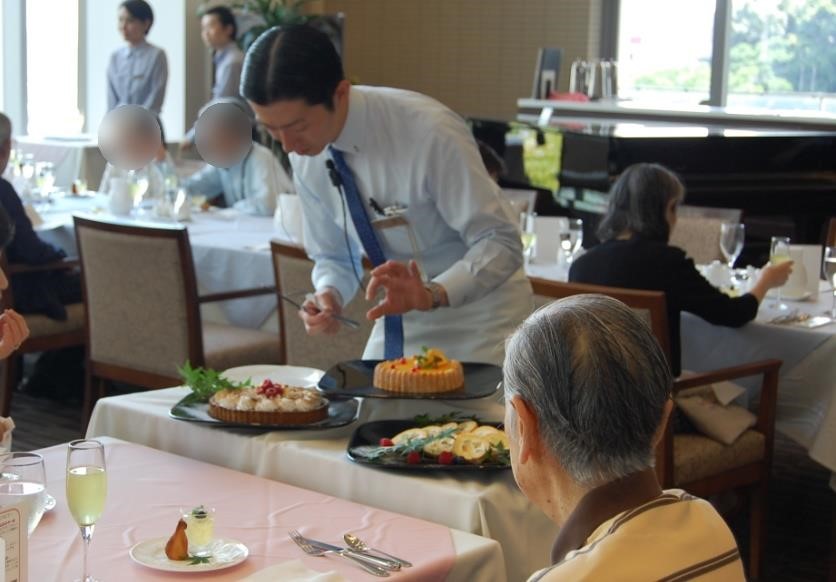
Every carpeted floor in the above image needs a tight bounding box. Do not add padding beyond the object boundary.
[8,391,835,581]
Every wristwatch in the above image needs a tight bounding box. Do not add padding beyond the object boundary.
[425,282,445,310]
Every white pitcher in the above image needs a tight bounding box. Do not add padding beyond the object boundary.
[108,177,133,216]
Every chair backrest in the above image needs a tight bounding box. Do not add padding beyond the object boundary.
[529,278,671,363]
[270,241,374,370]
[74,217,203,385]
[669,205,742,264]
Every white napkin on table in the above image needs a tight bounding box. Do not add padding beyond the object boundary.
[237,560,347,582]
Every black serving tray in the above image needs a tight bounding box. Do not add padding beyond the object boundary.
[318,360,502,400]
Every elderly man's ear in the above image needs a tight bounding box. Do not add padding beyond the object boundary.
[651,397,674,449]
[509,395,541,464]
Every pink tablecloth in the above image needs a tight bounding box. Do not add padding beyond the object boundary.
[32,438,456,581]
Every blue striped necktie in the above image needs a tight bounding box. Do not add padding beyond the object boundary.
[328,146,404,359]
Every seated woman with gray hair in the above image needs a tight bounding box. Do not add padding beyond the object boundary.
[569,162,791,376]
[504,295,745,581]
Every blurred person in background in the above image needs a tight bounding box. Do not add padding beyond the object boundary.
[107,0,168,114]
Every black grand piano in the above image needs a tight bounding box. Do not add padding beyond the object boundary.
[558,124,836,247]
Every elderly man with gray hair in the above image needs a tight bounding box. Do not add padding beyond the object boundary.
[504,295,744,581]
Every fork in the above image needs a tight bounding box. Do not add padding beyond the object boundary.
[289,530,390,577]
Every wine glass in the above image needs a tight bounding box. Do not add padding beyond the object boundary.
[824,246,836,318]
[770,236,791,311]
[0,452,47,536]
[520,212,537,264]
[559,219,583,264]
[66,439,107,582]
[129,169,150,213]
[720,223,745,270]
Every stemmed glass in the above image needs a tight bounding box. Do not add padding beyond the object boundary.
[129,169,150,214]
[824,247,836,318]
[520,212,537,264]
[66,440,107,582]
[720,223,745,270]
[559,219,583,264]
[770,236,791,311]
[0,452,47,536]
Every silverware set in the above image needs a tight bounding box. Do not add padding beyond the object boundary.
[289,529,411,577]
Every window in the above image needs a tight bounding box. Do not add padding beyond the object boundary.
[728,0,836,113]
[615,0,836,113]
[617,0,716,107]
[25,0,83,135]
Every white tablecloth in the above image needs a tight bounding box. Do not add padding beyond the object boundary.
[15,134,106,189]
[86,389,558,582]
[529,262,836,489]
[34,196,282,330]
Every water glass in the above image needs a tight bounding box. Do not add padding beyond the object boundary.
[770,236,791,310]
[824,246,836,318]
[181,505,216,557]
[0,452,47,536]
[559,219,583,264]
[720,223,745,269]
[520,212,537,264]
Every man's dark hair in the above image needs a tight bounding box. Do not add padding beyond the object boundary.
[204,5,237,40]
[120,0,154,33]
[597,162,685,243]
[241,25,344,109]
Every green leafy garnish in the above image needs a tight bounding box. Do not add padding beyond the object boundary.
[359,427,458,460]
[413,411,480,427]
[178,361,250,405]
[188,555,211,565]
[191,505,208,519]
[487,442,510,465]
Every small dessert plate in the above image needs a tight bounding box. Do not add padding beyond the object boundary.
[129,537,248,572]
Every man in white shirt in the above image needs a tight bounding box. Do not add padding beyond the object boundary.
[504,295,745,581]
[240,25,532,363]
[183,100,292,216]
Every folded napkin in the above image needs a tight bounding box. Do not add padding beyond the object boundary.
[675,382,756,445]
[237,560,347,582]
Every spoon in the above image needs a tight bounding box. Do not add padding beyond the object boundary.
[344,533,413,568]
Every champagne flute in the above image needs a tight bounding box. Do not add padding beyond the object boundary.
[720,223,745,270]
[824,246,836,318]
[520,212,537,264]
[770,236,791,311]
[0,452,47,536]
[66,440,107,582]
[129,169,150,212]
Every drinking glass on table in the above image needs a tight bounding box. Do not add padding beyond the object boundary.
[0,452,47,536]
[66,439,107,582]
[559,219,583,264]
[824,247,836,318]
[770,236,791,311]
[720,223,745,270]
[129,169,150,213]
[520,212,537,264]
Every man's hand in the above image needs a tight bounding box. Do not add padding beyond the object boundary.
[299,288,343,335]
[366,260,435,320]
[0,310,29,360]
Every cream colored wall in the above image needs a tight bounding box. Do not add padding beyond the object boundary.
[316,0,602,120]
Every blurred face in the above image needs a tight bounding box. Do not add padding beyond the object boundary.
[249,80,350,156]
[118,7,149,44]
[201,14,233,49]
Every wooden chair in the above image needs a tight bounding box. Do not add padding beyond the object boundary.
[270,241,374,370]
[670,205,743,264]
[530,277,780,580]
[0,255,86,417]
[75,217,281,426]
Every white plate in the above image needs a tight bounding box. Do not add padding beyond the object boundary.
[129,537,248,573]
[221,365,324,388]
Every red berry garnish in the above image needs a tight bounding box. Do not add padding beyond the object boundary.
[400,358,407,364]
[379,438,394,447]
[406,451,421,464]
[438,451,454,465]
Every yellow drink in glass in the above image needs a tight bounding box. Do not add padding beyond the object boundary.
[182,506,215,557]
[66,466,107,526]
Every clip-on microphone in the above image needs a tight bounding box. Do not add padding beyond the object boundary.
[325,159,343,189]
